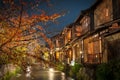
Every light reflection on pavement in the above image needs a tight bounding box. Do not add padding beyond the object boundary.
[10,64,74,80]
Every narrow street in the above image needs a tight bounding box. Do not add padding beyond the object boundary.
[10,63,74,80]
[1,0,120,80]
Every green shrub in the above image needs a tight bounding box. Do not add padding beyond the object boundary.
[76,68,89,80]
[96,63,110,80]
[2,70,19,80]
[96,60,120,80]
[1,66,21,80]
[15,66,22,73]
[76,73,86,80]
[56,63,64,72]
[109,60,120,80]
[69,63,83,79]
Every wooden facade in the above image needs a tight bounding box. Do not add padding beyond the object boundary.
[80,15,90,34]
[83,34,102,64]
[51,0,120,65]
[112,0,120,19]
[94,0,113,28]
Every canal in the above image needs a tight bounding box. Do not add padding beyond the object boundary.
[10,64,74,80]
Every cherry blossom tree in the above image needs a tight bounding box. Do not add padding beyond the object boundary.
[0,0,63,68]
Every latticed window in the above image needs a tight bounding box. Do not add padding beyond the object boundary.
[56,39,59,47]
[67,30,71,41]
[75,25,82,36]
[83,35,102,64]
[80,16,90,34]
[94,0,113,27]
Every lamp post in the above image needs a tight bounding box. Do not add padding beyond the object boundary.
[80,51,83,63]
[50,50,53,62]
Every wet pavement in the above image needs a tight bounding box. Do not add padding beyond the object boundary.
[10,64,74,80]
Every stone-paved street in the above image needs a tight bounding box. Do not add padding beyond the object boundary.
[10,64,74,80]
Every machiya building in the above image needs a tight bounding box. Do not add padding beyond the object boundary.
[50,0,120,80]
[64,0,120,65]
[51,0,120,66]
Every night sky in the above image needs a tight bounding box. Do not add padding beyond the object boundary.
[43,0,96,37]
[0,0,96,37]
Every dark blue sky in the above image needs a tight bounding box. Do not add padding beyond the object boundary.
[0,0,96,37]
[42,0,96,37]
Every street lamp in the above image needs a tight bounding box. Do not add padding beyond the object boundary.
[80,51,83,63]
[50,50,53,54]
[50,50,53,62]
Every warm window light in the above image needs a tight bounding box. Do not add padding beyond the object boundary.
[50,51,52,54]
[95,55,98,58]
[56,48,60,51]
[105,8,109,16]
[80,51,83,54]
[94,34,98,38]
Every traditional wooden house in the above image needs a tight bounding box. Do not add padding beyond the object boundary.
[69,23,83,63]
[91,0,120,62]
[61,22,83,64]
[70,0,120,65]
[62,24,73,64]
[51,34,63,62]
[73,8,96,64]
[51,0,120,66]
[66,0,120,79]
[94,0,120,61]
